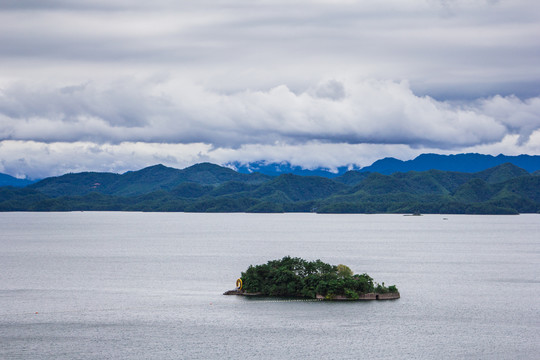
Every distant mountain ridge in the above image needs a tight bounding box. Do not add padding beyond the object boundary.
[360,153,540,174]
[0,173,38,187]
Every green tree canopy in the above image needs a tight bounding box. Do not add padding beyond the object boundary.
[240,256,398,299]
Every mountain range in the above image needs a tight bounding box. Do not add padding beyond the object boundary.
[1,155,539,214]
[4,153,540,186]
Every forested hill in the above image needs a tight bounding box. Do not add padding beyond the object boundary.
[1,161,539,214]
[26,163,271,197]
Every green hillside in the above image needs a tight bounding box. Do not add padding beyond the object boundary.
[29,163,271,197]
[2,162,539,214]
[251,174,348,202]
[28,172,120,197]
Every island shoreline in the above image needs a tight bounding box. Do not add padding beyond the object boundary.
[223,289,400,300]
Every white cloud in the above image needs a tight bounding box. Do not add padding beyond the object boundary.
[2,132,540,179]
[1,78,523,149]
[0,139,443,179]
[475,95,540,144]
[0,140,212,179]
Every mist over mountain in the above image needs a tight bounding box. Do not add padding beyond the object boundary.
[228,161,357,178]
[229,153,540,177]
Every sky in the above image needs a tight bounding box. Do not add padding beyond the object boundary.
[1,0,539,179]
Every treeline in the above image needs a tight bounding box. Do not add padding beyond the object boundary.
[240,256,398,299]
[1,162,539,214]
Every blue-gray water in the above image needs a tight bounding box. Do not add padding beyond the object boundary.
[1,212,539,359]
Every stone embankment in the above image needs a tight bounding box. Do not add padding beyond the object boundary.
[316,292,400,300]
[223,290,262,296]
[223,289,242,295]
[224,290,399,300]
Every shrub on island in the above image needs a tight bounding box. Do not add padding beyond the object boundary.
[239,256,398,299]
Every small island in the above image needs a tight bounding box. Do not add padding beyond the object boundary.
[224,256,399,300]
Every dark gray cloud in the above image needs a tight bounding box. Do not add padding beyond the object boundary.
[1,0,538,97]
[312,80,346,101]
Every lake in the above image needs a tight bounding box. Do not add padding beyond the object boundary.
[0,212,539,359]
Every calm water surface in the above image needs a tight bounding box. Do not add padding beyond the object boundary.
[0,212,539,359]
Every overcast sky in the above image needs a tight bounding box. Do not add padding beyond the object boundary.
[1,0,539,178]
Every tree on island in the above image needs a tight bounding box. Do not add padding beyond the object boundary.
[240,256,398,299]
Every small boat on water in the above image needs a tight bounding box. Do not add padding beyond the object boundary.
[404,211,422,216]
